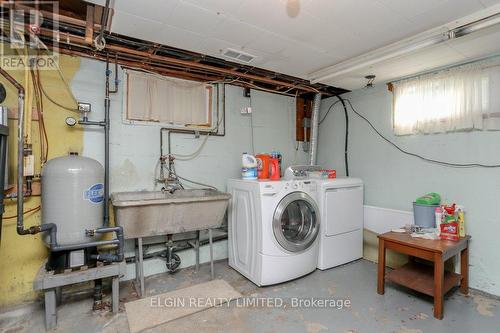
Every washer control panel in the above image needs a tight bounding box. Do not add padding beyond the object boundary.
[284,180,317,192]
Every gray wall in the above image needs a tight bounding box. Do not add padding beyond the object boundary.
[317,84,500,296]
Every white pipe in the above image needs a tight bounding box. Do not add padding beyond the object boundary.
[309,93,321,166]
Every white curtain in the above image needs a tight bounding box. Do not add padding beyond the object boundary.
[393,60,500,135]
[126,71,210,126]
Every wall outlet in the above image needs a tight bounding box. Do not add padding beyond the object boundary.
[241,106,252,114]
[77,102,91,113]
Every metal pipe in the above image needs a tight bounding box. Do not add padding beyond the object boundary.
[90,226,124,262]
[104,59,111,227]
[0,67,37,235]
[0,65,123,261]
[97,0,111,46]
[108,54,119,94]
[309,93,322,166]
[41,222,123,261]
[78,58,112,226]
[0,120,8,243]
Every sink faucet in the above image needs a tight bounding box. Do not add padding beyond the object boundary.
[162,181,183,194]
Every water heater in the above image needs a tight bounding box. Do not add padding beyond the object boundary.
[41,153,104,246]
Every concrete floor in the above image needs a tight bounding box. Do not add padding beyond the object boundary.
[1,259,499,333]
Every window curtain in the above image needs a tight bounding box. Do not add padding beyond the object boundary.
[393,59,500,135]
[127,71,209,125]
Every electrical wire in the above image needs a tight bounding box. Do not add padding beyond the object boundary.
[339,98,500,168]
[37,81,78,112]
[175,175,217,190]
[319,99,342,125]
[31,35,79,112]
[172,133,211,160]
[171,110,224,160]
[2,206,41,220]
[319,97,349,175]
[31,66,49,164]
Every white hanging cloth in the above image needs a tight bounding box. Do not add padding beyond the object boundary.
[393,59,500,135]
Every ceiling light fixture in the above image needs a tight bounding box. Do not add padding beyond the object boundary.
[309,10,500,84]
[364,75,376,88]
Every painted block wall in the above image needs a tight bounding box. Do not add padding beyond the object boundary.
[0,55,82,307]
[317,84,500,296]
[76,58,307,192]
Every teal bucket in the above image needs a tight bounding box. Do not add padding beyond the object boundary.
[413,202,439,228]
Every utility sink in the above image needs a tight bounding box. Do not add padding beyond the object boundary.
[111,189,231,239]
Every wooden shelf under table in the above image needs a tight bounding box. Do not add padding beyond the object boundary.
[386,261,462,297]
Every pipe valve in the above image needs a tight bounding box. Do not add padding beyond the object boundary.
[85,229,96,237]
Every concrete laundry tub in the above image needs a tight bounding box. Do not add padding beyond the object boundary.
[111,189,230,239]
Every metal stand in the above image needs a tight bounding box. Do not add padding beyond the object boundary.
[0,123,8,244]
[134,237,145,297]
[209,229,214,280]
[34,261,125,331]
[134,229,215,298]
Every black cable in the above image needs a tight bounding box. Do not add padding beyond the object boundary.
[319,97,350,175]
[339,97,349,176]
[319,99,341,125]
[343,98,500,168]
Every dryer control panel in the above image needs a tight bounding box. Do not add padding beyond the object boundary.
[284,165,322,180]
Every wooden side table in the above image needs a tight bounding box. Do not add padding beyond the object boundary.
[377,232,470,319]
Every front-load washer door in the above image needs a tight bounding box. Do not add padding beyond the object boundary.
[273,192,320,253]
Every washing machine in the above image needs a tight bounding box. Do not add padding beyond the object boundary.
[227,178,320,286]
[315,178,364,270]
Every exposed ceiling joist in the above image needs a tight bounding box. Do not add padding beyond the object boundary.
[0,1,348,97]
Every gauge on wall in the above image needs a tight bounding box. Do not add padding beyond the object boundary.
[65,117,77,127]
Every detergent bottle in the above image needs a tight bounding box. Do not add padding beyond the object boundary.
[256,153,271,179]
[269,158,280,180]
[241,153,258,180]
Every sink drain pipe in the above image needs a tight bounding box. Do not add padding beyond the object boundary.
[309,93,322,166]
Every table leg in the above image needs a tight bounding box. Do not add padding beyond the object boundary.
[377,238,386,295]
[138,237,145,297]
[112,276,119,313]
[45,288,57,330]
[460,246,469,295]
[434,253,444,319]
[209,229,214,280]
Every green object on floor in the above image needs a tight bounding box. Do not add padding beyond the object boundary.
[416,192,441,205]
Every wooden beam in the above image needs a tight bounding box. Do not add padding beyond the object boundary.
[84,4,94,45]
[296,97,305,142]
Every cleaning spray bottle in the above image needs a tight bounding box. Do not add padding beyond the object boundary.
[457,205,466,238]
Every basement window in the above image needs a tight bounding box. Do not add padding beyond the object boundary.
[124,70,223,132]
[392,60,500,135]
